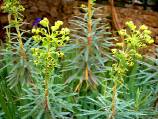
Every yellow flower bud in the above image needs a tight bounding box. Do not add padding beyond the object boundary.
[125,21,136,30]
[128,61,134,67]
[57,51,64,58]
[55,21,63,27]
[32,28,36,33]
[40,17,49,27]
[111,49,117,54]
[144,29,151,35]
[148,39,154,44]
[60,28,70,35]
[51,26,59,31]
[118,29,126,36]
[64,36,70,42]
[19,5,25,12]
[140,25,148,30]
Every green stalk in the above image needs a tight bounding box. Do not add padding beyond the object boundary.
[6,14,11,48]
[44,26,50,114]
[88,0,92,46]
[44,52,50,112]
[84,0,92,84]
[14,15,27,60]
[44,47,54,119]
[110,81,117,119]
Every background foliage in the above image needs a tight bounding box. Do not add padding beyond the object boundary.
[0,0,158,119]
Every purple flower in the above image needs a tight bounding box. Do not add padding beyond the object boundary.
[32,18,42,26]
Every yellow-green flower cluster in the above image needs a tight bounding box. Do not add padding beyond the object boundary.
[32,18,70,47]
[111,63,127,82]
[31,48,44,65]
[118,21,154,50]
[117,21,154,60]
[111,49,135,83]
[31,18,70,72]
[2,0,25,15]
[111,21,154,83]
[112,49,136,67]
[31,47,61,73]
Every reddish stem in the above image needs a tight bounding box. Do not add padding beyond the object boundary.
[88,0,92,46]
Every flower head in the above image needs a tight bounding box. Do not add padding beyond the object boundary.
[118,29,126,36]
[60,28,70,35]
[125,21,136,30]
[111,49,117,54]
[39,18,49,27]
[147,39,154,44]
[140,25,148,30]
[55,21,63,27]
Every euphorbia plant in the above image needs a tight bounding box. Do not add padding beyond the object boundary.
[32,18,70,111]
[1,0,32,89]
[19,18,76,118]
[109,21,154,119]
[0,0,33,118]
[63,0,113,93]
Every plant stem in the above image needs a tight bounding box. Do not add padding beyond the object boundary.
[6,14,11,48]
[44,47,50,112]
[84,0,93,82]
[44,67,49,111]
[14,16,27,60]
[109,81,117,119]
[85,64,89,81]
[88,0,92,46]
